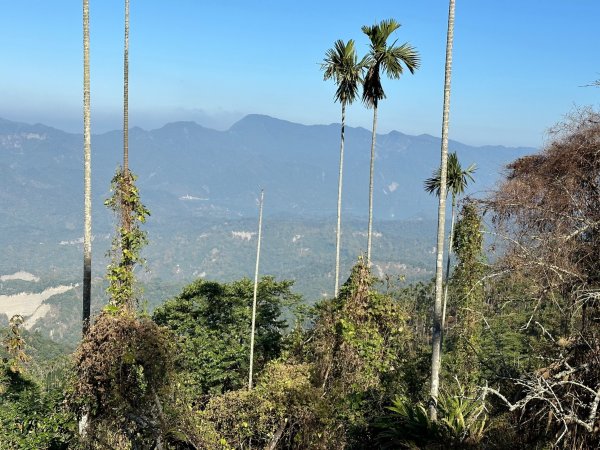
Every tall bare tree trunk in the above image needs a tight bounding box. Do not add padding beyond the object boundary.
[80,0,92,438]
[248,189,264,390]
[120,0,133,311]
[334,103,346,297]
[430,0,455,421]
[441,194,456,330]
[123,0,129,174]
[367,104,378,264]
[82,0,92,335]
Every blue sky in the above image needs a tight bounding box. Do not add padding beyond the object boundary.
[1,1,598,147]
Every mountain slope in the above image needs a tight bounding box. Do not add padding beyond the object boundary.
[0,113,534,228]
[0,114,534,325]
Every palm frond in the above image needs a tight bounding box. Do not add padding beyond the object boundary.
[424,152,477,198]
[321,39,363,105]
[424,168,443,197]
[362,63,384,107]
[361,19,419,107]
[385,43,420,76]
[363,18,401,49]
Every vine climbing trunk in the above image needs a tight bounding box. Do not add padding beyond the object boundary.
[120,0,133,310]
[334,103,346,297]
[367,103,378,265]
[430,0,455,421]
[442,194,456,330]
[248,190,264,390]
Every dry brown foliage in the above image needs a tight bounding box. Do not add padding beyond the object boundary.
[484,108,600,330]
[482,108,600,448]
[71,311,175,447]
[484,330,600,449]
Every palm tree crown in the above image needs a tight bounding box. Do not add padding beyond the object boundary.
[322,39,364,105]
[424,152,476,198]
[321,39,364,296]
[362,19,420,108]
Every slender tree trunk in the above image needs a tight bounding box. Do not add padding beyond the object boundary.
[441,194,456,330]
[367,104,378,264]
[248,189,264,390]
[334,103,346,297]
[80,0,92,438]
[123,0,129,174]
[82,0,92,334]
[266,418,288,450]
[121,0,133,311]
[430,0,455,421]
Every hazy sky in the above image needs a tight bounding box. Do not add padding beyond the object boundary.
[1,1,598,147]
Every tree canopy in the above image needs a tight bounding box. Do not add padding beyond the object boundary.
[153,277,299,396]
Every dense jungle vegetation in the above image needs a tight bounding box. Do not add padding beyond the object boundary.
[2,1,600,448]
[2,109,600,449]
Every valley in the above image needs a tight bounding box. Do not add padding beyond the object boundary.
[0,114,531,346]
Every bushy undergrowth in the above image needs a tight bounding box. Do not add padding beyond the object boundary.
[7,110,600,449]
[376,388,487,449]
[70,311,176,448]
[0,315,76,449]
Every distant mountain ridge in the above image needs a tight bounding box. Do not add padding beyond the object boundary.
[0,113,534,228]
[0,114,536,341]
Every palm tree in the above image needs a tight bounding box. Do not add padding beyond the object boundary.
[425,152,476,329]
[362,19,419,264]
[321,39,364,297]
[121,0,133,299]
[80,5,93,437]
[82,0,92,334]
[430,0,456,421]
[110,0,135,310]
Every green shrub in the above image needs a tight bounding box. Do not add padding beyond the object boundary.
[377,388,487,449]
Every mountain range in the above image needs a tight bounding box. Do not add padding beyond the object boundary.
[0,113,533,227]
[0,114,534,343]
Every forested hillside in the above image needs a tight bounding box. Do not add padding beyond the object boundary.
[1,1,599,448]
[0,114,528,346]
[3,110,600,448]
